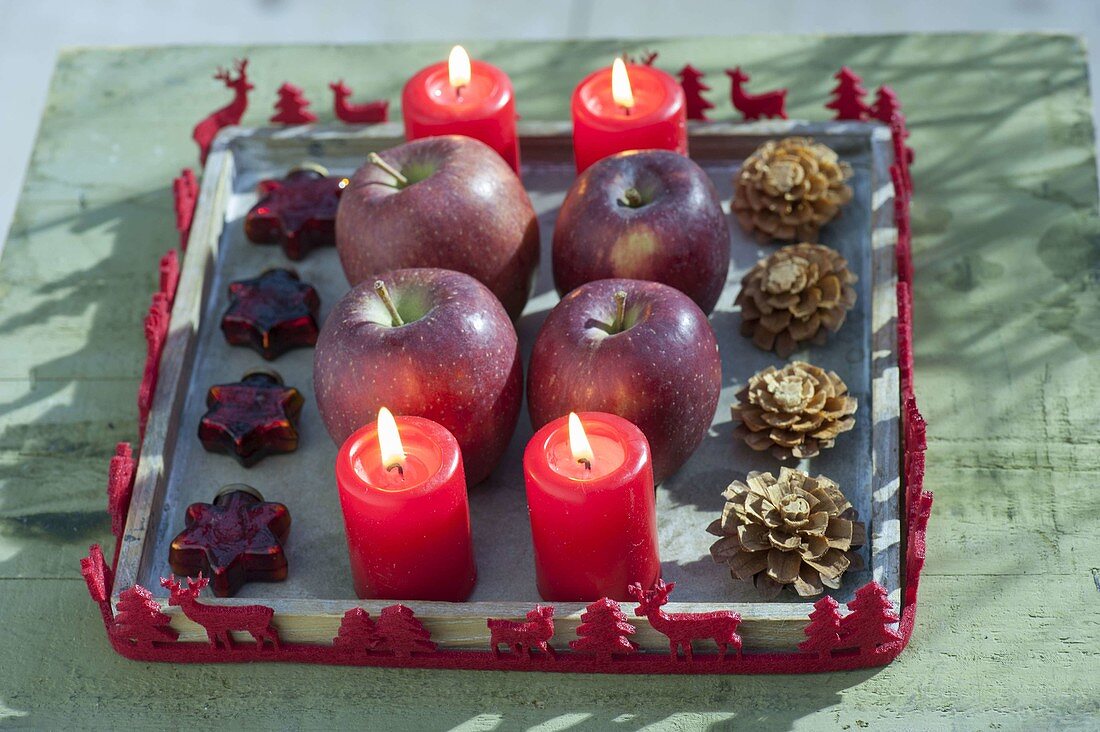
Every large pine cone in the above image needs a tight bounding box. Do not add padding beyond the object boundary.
[708,467,866,598]
[737,243,858,357]
[732,137,853,242]
[732,361,857,460]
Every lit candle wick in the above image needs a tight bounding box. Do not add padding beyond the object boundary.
[611,57,635,117]
[449,45,471,101]
[377,406,407,479]
[568,412,595,474]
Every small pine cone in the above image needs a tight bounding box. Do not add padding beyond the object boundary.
[708,467,866,599]
[732,361,857,460]
[736,243,858,357]
[732,137,853,242]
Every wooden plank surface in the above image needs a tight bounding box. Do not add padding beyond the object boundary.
[1,34,1098,729]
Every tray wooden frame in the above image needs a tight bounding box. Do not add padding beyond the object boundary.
[112,120,900,653]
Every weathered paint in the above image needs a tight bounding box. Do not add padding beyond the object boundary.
[0,35,1098,728]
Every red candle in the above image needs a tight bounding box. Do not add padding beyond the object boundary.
[571,58,688,173]
[402,45,521,172]
[523,411,660,601]
[336,407,476,601]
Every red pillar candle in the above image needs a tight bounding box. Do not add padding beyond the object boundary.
[336,408,476,601]
[523,411,661,602]
[402,45,521,172]
[571,58,688,173]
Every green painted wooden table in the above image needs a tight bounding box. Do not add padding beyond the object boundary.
[2,34,1098,730]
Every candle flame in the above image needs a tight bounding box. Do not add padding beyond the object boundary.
[568,412,594,470]
[377,407,406,473]
[611,58,635,110]
[448,45,472,90]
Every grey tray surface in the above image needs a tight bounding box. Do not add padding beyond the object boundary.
[116,121,899,637]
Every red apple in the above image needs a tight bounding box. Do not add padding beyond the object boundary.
[336,135,540,320]
[314,268,522,486]
[527,278,721,484]
[552,149,730,314]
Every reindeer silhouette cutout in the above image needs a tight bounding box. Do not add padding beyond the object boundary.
[193,59,253,164]
[726,67,787,121]
[161,575,279,650]
[487,605,556,659]
[629,579,742,660]
[329,80,389,124]
[622,50,659,66]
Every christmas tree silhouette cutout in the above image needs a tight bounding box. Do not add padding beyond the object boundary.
[678,65,714,121]
[798,595,843,657]
[174,168,199,250]
[569,598,638,659]
[838,582,902,654]
[375,605,437,657]
[825,67,871,121]
[114,585,179,646]
[333,607,382,653]
[871,85,906,130]
[271,83,318,125]
[80,544,114,628]
[106,442,135,540]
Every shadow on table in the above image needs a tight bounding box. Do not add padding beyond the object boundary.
[0,184,175,572]
[298,665,882,731]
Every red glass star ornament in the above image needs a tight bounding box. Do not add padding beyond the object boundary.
[244,165,346,260]
[220,268,320,360]
[169,485,291,597]
[198,370,304,466]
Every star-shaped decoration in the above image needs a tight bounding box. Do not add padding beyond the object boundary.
[168,485,291,597]
[220,268,320,360]
[198,370,304,467]
[244,165,346,260]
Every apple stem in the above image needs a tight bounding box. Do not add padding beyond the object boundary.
[612,290,628,333]
[367,152,409,188]
[618,187,643,208]
[374,280,405,327]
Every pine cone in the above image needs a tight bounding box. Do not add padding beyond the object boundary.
[708,467,866,598]
[737,243,858,357]
[732,137,853,242]
[732,361,857,459]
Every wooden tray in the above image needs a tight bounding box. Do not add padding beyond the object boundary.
[113,120,900,654]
